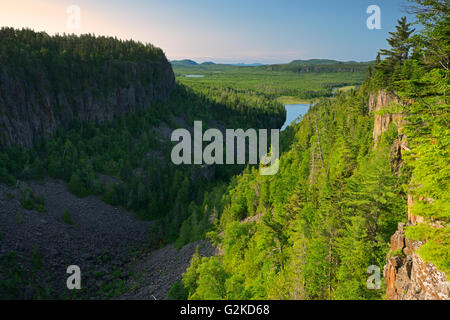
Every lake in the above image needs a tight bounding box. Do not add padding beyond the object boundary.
[281,104,311,131]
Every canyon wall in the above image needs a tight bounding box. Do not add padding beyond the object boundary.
[0,56,175,148]
[369,90,449,300]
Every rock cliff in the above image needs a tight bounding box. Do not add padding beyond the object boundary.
[384,220,449,300]
[368,90,404,146]
[369,90,449,300]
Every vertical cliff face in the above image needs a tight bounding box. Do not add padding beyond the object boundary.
[369,90,449,300]
[369,90,407,173]
[369,90,404,146]
[0,59,175,148]
[0,30,176,148]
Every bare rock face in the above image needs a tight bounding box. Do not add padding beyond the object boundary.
[370,90,407,174]
[0,58,175,148]
[369,90,404,146]
[384,223,450,300]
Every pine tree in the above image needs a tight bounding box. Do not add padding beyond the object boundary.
[183,248,200,294]
[377,17,415,74]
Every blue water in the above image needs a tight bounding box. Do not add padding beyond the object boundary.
[281,104,310,131]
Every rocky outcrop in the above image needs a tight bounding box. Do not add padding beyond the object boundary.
[369,90,409,174]
[371,90,450,300]
[383,175,450,300]
[0,57,175,148]
[384,223,450,300]
[369,90,404,146]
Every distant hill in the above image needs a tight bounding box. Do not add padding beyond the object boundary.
[171,60,265,67]
[289,59,341,65]
[263,59,374,73]
[232,62,265,67]
[288,59,370,65]
[170,59,198,66]
[200,61,216,66]
[170,58,373,74]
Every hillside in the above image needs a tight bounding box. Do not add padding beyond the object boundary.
[170,59,199,67]
[178,82,406,300]
[177,5,449,300]
[178,71,448,300]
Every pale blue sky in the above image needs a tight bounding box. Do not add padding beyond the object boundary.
[1,0,415,63]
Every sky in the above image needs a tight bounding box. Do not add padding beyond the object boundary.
[0,0,416,64]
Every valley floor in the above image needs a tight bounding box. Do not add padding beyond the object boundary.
[120,240,214,300]
[0,178,212,299]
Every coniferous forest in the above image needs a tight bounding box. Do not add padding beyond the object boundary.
[0,0,448,302]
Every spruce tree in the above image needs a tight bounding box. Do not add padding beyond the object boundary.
[377,17,415,73]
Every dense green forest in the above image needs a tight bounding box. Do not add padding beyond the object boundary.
[173,0,449,300]
[177,80,406,300]
[0,29,285,248]
[0,28,164,62]
[0,85,284,245]
[0,27,168,96]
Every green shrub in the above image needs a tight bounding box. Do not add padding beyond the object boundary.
[68,173,87,198]
[167,281,188,300]
[63,209,73,225]
[20,189,47,212]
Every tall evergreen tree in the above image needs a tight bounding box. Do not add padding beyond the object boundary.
[377,17,415,73]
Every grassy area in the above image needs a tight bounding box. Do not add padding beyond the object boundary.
[333,85,357,93]
[276,96,318,105]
